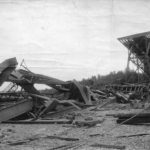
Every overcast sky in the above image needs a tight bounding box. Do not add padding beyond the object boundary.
[0,0,150,81]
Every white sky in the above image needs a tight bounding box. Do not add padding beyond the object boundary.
[0,0,150,81]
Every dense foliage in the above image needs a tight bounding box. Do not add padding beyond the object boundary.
[80,70,148,90]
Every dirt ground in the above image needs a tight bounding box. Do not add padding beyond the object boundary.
[0,103,150,150]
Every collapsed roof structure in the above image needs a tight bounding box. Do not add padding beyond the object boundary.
[0,57,96,122]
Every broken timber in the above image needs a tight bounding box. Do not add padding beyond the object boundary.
[90,143,126,150]
[0,57,95,122]
[0,100,33,122]
[0,57,18,86]
[3,119,71,124]
[7,135,79,146]
[69,80,92,105]
[39,99,82,117]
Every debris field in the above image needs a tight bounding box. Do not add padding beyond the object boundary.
[1,32,150,150]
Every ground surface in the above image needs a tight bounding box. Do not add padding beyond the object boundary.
[0,103,150,150]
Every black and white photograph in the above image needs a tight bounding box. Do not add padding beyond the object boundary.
[0,0,150,149]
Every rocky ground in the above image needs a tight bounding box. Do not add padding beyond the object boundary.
[0,103,150,150]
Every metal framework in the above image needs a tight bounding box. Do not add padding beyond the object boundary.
[118,31,150,76]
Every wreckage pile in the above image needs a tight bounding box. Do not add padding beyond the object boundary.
[105,83,149,105]
[1,57,150,149]
[0,57,110,124]
[0,57,150,125]
[2,31,150,149]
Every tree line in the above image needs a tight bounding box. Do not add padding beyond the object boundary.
[80,70,148,90]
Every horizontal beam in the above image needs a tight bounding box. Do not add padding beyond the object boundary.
[0,100,33,122]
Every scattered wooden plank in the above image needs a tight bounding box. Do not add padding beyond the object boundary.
[133,123,150,126]
[74,119,104,127]
[90,97,116,111]
[9,141,29,146]
[92,90,106,95]
[3,119,71,124]
[90,143,126,150]
[0,100,33,122]
[111,112,150,118]
[89,133,104,137]
[45,135,79,141]
[8,136,39,146]
[116,133,150,138]
[48,144,73,150]
[62,124,77,128]
[48,142,82,150]
[110,91,129,103]
[42,106,76,118]
[8,135,79,146]
[39,99,82,117]
[117,117,150,124]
